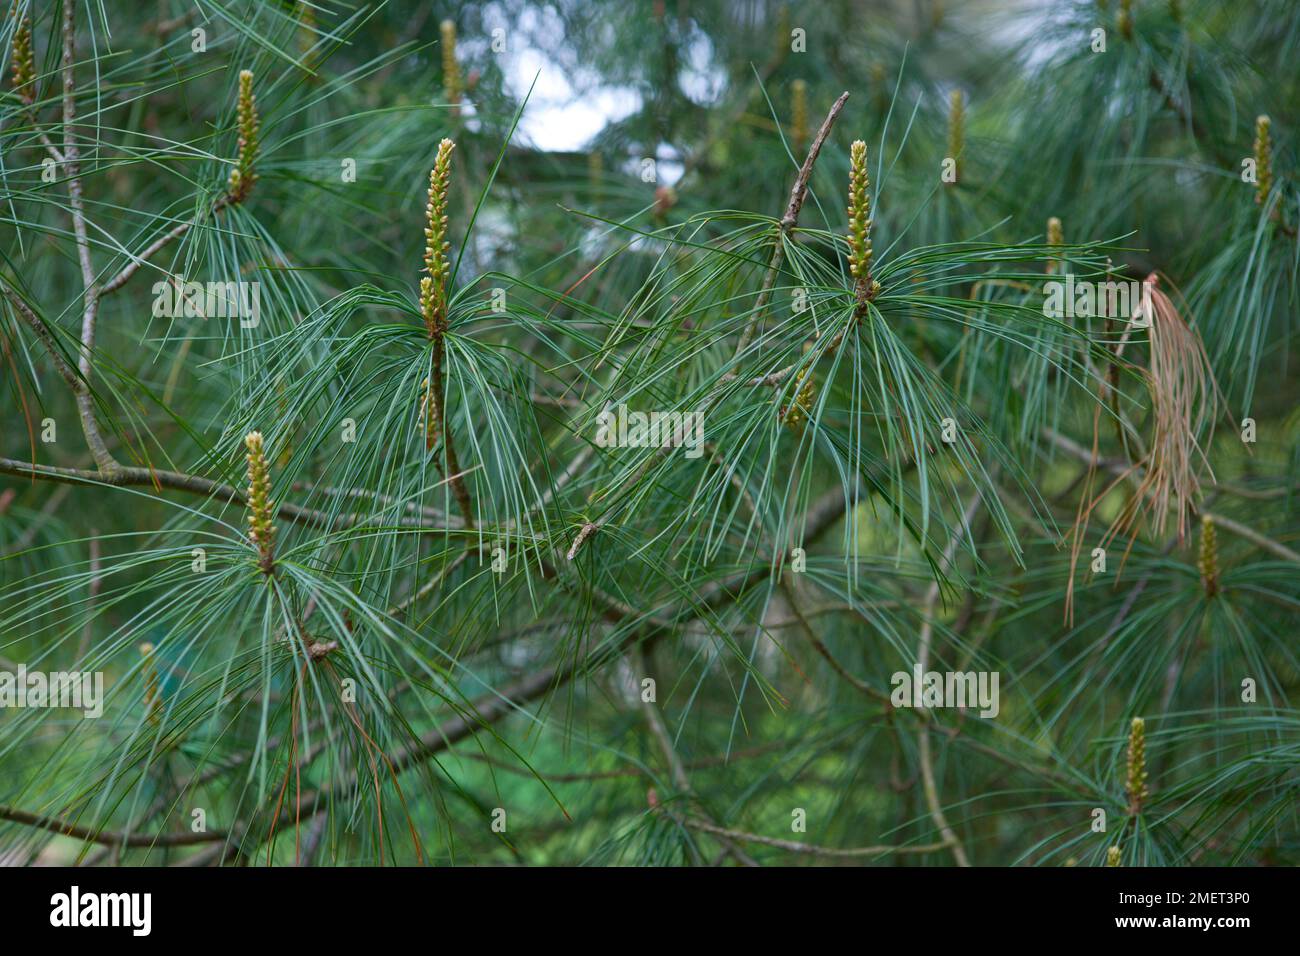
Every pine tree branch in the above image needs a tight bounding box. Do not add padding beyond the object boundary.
[452,739,793,782]
[97,218,197,298]
[1146,68,1296,239]
[733,90,849,360]
[601,129,856,511]
[681,818,949,859]
[635,644,759,866]
[0,456,456,533]
[1202,511,1300,563]
[778,580,887,701]
[580,118,856,514]
[915,491,984,867]
[782,580,1083,792]
[36,129,66,165]
[59,1,117,475]
[0,803,227,848]
[1,279,119,478]
[242,484,854,850]
[1,283,82,394]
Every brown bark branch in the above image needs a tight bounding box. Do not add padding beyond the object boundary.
[0,803,227,848]
[682,818,949,859]
[0,456,456,533]
[914,491,984,867]
[1,284,82,394]
[733,90,850,360]
[97,217,196,298]
[635,645,758,866]
[59,2,117,475]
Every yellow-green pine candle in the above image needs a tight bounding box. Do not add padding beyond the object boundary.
[948,89,965,184]
[782,377,816,431]
[1198,514,1219,597]
[1254,115,1272,206]
[1118,0,1133,39]
[421,138,455,336]
[791,80,808,155]
[139,642,163,725]
[244,431,277,574]
[227,70,261,204]
[847,140,878,316]
[1047,216,1063,274]
[1126,717,1148,814]
[441,20,461,111]
[10,7,34,104]
[419,376,439,451]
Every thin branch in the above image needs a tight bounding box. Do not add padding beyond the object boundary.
[97,217,196,298]
[453,739,793,783]
[601,89,850,510]
[733,90,850,360]
[0,803,226,848]
[914,491,984,867]
[682,818,949,859]
[1,283,81,393]
[566,521,599,560]
[36,130,66,166]
[0,456,456,533]
[59,1,117,474]
[778,580,887,701]
[1201,510,1300,564]
[635,645,758,866]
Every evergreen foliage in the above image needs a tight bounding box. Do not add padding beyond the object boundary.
[0,0,1297,867]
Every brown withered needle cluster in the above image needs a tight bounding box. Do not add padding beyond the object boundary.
[1136,277,1219,540]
